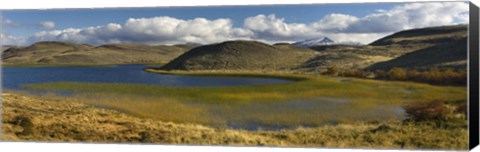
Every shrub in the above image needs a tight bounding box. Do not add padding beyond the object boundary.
[340,69,366,78]
[455,102,467,120]
[139,131,151,142]
[414,67,467,85]
[442,68,467,85]
[334,67,466,85]
[374,69,387,79]
[325,66,338,76]
[421,67,442,83]
[374,67,466,85]
[13,116,35,136]
[388,67,407,80]
[406,69,421,80]
[403,101,447,121]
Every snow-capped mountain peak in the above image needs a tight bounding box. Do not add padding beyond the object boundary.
[292,37,335,47]
[185,42,203,46]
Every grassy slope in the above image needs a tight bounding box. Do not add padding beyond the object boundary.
[2,41,193,65]
[23,70,466,127]
[303,25,468,73]
[160,40,318,71]
[367,37,467,70]
[2,63,119,67]
[2,92,467,149]
[369,25,467,46]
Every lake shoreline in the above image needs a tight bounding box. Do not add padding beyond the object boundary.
[143,68,309,81]
[2,65,469,149]
[22,67,467,130]
[3,64,293,90]
[1,92,468,149]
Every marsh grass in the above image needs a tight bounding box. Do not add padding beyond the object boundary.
[23,71,467,128]
[2,92,468,149]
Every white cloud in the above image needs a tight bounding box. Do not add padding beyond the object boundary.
[244,14,317,41]
[9,17,253,45]
[242,2,468,43]
[343,2,469,33]
[242,14,390,43]
[1,2,469,46]
[120,17,252,44]
[1,33,27,45]
[39,21,55,29]
[311,14,359,32]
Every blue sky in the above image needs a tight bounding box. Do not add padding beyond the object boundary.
[2,3,398,36]
[0,2,469,45]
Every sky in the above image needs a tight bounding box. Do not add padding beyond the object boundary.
[0,1,470,46]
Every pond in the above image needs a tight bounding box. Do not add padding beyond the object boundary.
[1,64,407,130]
[2,64,293,90]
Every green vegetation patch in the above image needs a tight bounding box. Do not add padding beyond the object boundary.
[23,71,466,128]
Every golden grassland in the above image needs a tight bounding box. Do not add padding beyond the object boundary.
[1,63,167,68]
[0,63,166,67]
[1,92,468,149]
[1,63,118,67]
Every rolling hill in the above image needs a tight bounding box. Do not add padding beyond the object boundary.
[3,24,467,73]
[301,25,468,72]
[365,25,468,71]
[1,45,21,52]
[159,25,467,73]
[369,25,467,55]
[2,41,195,65]
[160,40,318,71]
[370,25,467,46]
[367,37,467,71]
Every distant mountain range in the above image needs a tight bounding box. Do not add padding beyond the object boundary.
[2,25,467,72]
[161,25,467,72]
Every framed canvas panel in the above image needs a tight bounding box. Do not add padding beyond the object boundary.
[1,0,479,151]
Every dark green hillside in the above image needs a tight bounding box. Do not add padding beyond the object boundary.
[161,40,318,71]
[370,25,467,46]
[300,25,468,73]
[367,37,467,71]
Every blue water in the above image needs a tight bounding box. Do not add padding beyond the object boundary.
[2,64,293,90]
[1,64,407,130]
